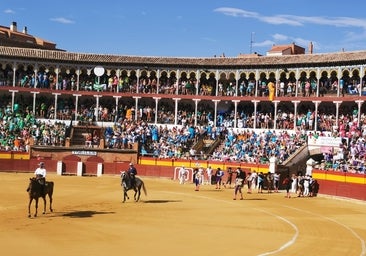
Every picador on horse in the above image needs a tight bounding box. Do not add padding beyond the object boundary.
[126,162,137,189]
[27,162,47,194]
[120,163,147,202]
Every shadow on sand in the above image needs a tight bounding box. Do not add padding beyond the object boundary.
[143,200,182,204]
[59,210,115,218]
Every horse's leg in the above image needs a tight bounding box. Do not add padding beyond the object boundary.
[34,198,39,217]
[28,198,33,218]
[135,187,140,202]
[49,193,53,212]
[123,189,129,203]
[42,196,47,214]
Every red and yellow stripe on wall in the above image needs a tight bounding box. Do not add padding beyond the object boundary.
[313,170,366,200]
[0,151,30,160]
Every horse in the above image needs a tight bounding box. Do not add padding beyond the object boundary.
[27,177,54,217]
[120,171,147,203]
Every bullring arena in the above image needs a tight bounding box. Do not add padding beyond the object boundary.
[1,22,366,256]
[1,171,366,256]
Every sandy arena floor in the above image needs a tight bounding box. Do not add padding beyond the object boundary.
[0,172,366,256]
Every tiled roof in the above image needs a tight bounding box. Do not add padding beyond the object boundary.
[268,45,292,52]
[0,46,365,68]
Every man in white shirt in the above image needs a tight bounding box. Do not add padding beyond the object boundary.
[31,162,47,194]
[34,162,47,179]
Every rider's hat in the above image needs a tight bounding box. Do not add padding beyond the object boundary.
[129,162,133,165]
[39,162,45,167]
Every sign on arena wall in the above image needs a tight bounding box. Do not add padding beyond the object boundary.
[307,136,342,148]
[71,150,97,156]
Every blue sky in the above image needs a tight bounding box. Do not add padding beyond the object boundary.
[2,0,366,57]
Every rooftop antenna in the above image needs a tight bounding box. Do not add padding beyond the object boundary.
[250,32,255,54]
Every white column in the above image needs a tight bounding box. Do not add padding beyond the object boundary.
[116,69,121,93]
[215,70,219,96]
[176,70,180,95]
[313,100,321,131]
[12,65,16,87]
[113,96,121,123]
[255,69,259,97]
[360,65,364,96]
[212,100,220,127]
[333,101,342,126]
[275,69,280,98]
[356,100,364,127]
[9,90,18,110]
[57,161,63,175]
[295,68,299,97]
[153,97,160,124]
[34,68,38,88]
[292,100,300,131]
[235,70,239,96]
[94,95,102,122]
[193,99,200,127]
[133,96,141,121]
[195,69,200,95]
[76,68,80,91]
[233,100,240,128]
[77,161,83,176]
[31,92,39,115]
[136,69,140,93]
[173,98,180,125]
[316,68,320,97]
[273,100,280,130]
[97,163,103,177]
[252,100,259,129]
[337,67,342,97]
[53,93,61,121]
[73,94,81,122]
[156,69,160,94]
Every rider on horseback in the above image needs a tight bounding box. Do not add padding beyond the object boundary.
[34,162,47,195]
[127,162,137,188]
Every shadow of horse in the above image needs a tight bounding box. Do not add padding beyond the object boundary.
[120,171,147,203]
[61,210,115,218]
[27,177,54,218]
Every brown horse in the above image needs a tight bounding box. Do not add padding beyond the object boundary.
[27,177,54,217]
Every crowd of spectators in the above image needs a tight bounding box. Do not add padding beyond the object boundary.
[0,104,69,151]
[2,67,365,98]
[2,98,366,174]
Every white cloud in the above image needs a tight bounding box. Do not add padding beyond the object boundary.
[253,40,274,48]
[202,37,216,42]
[215,7,366,29]
[214,7,258,18]
[4,9,15,14]
[272,33,289,42]
[50,17,75,24]
[260,15,303,26]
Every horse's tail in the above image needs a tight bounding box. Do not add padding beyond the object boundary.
[47,181,54,197]
[141,181,147,196]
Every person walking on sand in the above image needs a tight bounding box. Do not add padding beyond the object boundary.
[215,168,224,189]
[194,168,201,191]
[233,167,245,200]
[206,166,213,185]
[282,174,292,198]
[224,167,233,188]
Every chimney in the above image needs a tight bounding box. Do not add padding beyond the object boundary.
[23,26,28,34]
[10,21,17,32]
[308,42,313,54]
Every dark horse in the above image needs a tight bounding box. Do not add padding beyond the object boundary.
[120,171,147,203]
[27,177,54,217]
